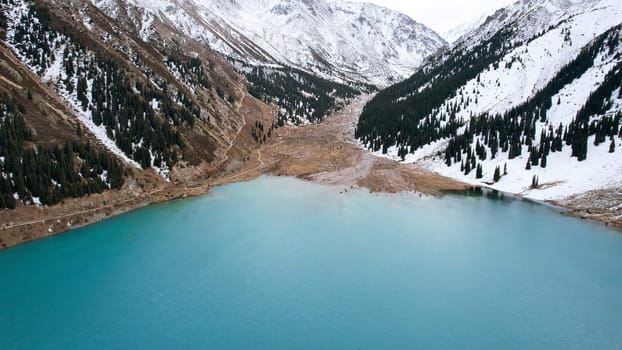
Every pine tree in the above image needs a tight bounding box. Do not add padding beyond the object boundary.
[503,163,508,175]
[526,159,531,170]
[76,76,88,111]
[540,153,547,168]
[610,138,616,153]
[476,164,483,179]
[531,175,539,188]
[493,166,501,182]
[530,146,539,166]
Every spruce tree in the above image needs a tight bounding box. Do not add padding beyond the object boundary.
[610,138,615,153]
[531,175,539,188]
[493,166,501,182]
[503,163,508,175]
[476,164,483,179]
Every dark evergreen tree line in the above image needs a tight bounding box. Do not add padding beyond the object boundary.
[565,61,622,161]
[0,96,125,209]
[356,22,622,174]
[250,120,275,144]
[240,63,366,125]
[5,0,200,169]
[356,26,520,153]
[165,55,211,91]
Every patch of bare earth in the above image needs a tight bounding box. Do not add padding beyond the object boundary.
[554,189,622,230]
[0,169,176,249]
[245,95,468,194]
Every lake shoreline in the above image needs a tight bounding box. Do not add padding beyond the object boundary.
[0,166,467,251]
[1,94,620,251]
[4,176,622,349]
[2,169,620,252]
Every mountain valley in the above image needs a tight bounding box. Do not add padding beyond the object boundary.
[1,0,622,249]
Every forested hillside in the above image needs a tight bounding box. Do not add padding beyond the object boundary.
[4,0,201,173]
[238,62,370,125]
[0,0,257,210]
[356,0,622,200]
[0,95,125,208]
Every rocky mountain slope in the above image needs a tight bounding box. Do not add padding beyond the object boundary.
[92,0,446,87]
[356,0,622,201]
[0,0,447,215]
[0,0,274,210]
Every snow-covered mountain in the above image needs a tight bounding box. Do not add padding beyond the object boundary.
[442,13,489,44]
[1,0,259,182]
[457,0,598,49]
[92,0,446,86]
[356,0,622,201]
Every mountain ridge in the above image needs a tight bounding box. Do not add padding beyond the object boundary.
[93,0,446,86]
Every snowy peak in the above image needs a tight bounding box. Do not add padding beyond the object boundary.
[95,0,446,86]
[442,13,490,44]
[458,0,603,47]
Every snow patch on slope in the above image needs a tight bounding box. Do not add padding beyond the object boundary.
[4,1,140,168]
[432,0,622,126]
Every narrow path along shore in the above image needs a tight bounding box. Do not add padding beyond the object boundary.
[0,84,247,250]
[1,188,163,231]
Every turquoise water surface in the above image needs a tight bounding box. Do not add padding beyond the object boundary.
[1,176,622,349]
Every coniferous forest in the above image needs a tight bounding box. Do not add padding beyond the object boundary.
[238,61,372,125]
[6,0,194,169]
[0,95,125,209]
[356,24,622,177]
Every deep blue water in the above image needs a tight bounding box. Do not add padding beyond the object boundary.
[1,176,622,349]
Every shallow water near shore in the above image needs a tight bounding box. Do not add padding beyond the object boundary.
[1,176,622,349]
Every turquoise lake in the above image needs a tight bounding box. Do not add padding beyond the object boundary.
[1,176,622,349]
